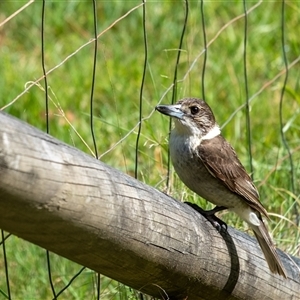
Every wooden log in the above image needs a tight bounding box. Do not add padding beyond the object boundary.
[0,111,299,299]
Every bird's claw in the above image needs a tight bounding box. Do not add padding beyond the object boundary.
[185,202,228,232]
[204,213,227,232]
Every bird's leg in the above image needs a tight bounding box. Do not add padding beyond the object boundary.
[205,205,227,215]
[185,202,228,232]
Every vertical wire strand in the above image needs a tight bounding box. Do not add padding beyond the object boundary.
[243,0,254,179]
[90,1,101,296]
[279,0,297,222]
[41,0,49,134]
[96,271,100,300]
[200,0,207,100]
[166,0,189,189]
[46,252,56,298]
[1,231,11,300]
[90,0,99,159]
[170,0,189,105]
[41,2,56,298]
[134,0,148,179]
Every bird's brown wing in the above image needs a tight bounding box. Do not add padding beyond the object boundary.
[197,135,269,219]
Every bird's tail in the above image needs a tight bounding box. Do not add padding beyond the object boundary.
[251,221,287,278]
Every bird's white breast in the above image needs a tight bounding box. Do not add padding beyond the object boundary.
[169,128,242,209]
[169,129,208,188]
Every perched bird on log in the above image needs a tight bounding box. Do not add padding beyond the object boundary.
[156,97,287,278]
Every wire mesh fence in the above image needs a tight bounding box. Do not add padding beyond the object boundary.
[0,1,299,299]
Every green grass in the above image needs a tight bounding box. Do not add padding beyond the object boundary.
[0,1,300,299]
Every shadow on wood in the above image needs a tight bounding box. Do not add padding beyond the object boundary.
[0,112,299,299]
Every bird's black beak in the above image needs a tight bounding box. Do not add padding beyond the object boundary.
[155,104,184,120]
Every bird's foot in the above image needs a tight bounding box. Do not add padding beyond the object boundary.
[205,214,228,232]
[185,202,228,232]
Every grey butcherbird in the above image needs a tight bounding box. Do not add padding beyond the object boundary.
[156,97,287,278]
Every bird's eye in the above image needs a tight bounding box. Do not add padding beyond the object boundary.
[190,106,199,115]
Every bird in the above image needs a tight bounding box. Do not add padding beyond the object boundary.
[155,97,287,278]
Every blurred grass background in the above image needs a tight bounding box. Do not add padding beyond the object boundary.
[0,1,299,299]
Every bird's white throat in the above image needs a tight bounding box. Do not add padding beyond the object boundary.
[171,123,221,152]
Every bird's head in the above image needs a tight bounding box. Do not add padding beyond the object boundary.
[156,98,219,138]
